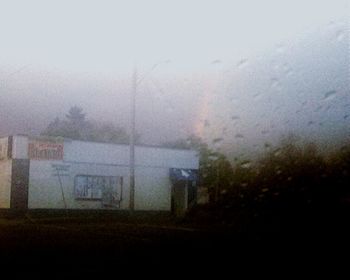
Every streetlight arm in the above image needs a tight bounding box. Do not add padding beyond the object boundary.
[136,60,170,86]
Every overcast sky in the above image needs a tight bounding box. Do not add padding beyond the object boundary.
[0,0,349,156]
[0,0,347,73]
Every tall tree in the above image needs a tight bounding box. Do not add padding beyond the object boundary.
[65,106,86,126]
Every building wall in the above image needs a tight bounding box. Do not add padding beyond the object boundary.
[64,140,198,169]
[134,167,171,211]
[0,160,12,208]
[28,160,130,209]
[28,161,173,210]
[27,138,198,210]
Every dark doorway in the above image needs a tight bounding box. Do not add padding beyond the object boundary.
[187,181,197,208]
[171,181,186,216]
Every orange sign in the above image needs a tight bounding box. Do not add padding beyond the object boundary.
[28,141,64,160]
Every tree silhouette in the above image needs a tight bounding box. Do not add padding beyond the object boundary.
[41,106,139,144]
[162,135,233,202]
[65,106,86,126]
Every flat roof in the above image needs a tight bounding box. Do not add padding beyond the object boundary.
[1,135,196,152]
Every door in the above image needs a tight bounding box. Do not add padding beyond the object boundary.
[187,181,197,208]
[171,181,187,217]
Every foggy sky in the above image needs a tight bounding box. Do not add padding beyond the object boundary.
[0,0,349,157]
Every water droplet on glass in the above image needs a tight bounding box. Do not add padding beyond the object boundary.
[229,96,238,102]
[276,44,285,53]
[282,63,293,76]
[208,155,219,161]
[336,30,345,41]
[237,59,248,68]
[273,106,280,112]
[323,90,337,101]
[240,161,251,169]
[212,137,223,144]
[211,59,222,64]
[166,105,174,114]
[274,149,282,157]
[276,170,282,175]
[315,105,323,112]
[272,62,280,71]
[285,69,293,77]
[270,78,280,89]
[253,92,262,100]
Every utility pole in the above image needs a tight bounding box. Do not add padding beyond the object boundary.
[128,61,169,212]
[129,68,137,212]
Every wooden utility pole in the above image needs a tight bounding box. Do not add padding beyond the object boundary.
[128,61,168,212]
[129,68,137,212]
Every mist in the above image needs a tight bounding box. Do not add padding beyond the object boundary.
[0,0,348,158]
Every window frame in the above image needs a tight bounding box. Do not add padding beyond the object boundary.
[74,174,122,201]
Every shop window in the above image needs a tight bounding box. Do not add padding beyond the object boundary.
[74,175,122,201]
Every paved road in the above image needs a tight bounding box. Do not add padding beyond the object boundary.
[1,214,348,277]
[0,216,238,277]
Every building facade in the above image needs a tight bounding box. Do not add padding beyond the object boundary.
[0,135,199,214]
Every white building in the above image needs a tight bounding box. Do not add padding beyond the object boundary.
[0,135,199,215]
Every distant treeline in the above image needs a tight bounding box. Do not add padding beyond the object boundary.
[165,134,350,233]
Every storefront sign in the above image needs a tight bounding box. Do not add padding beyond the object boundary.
[52,164,70,177]
[28,140,64,160]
